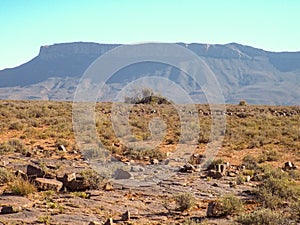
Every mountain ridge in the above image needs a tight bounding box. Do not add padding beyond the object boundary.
[0,42,299,105]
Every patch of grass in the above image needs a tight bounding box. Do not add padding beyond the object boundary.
[8,177,37,196]
[37,215,51,224]
[42,190,56,201]
[124,147,166,161]
[72,191,90,199]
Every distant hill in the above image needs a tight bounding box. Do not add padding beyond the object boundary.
[0,42,299,105]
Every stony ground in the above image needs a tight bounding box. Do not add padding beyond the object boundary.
[0,151,258,225]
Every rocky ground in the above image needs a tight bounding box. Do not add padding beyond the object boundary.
[2,149,296,225]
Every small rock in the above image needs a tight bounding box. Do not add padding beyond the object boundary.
[58,144,67,152]
[1,206,22,214]
[35,178,63,192]
[15,170,27,180]
[121,210,130,221]
[245,175,251,182]
[103,183,114,191]
[211,183,219,187]
[228,172,237,177]
[179,163,196,173]
[65,172,76,182]
[130,166,144,172]
[104,218,114,225]
[151,159,159,165]
[113,169,132,180]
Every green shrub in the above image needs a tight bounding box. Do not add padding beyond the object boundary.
[72,191,90,199]
[174,193,195,212]
[0,142,15,154]
[80,169,103,190]
[9,121,24,131]
[8,139,28,154]
[291,201,300,222]
[206,158,224,170]
[256,168,300,209]
[258,149,280,163]
[242,155,258,170]
[237,208,290,225]
[218,194,243,216]
[239,100,247,106]
[0,168,14,183]
[236,175,247,185]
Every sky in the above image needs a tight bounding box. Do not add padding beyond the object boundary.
[0,0,300,70]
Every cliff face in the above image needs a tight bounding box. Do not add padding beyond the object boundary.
[0,42,119,87]
[0,42,299,105]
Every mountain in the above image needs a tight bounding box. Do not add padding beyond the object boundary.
[0,42,300,105]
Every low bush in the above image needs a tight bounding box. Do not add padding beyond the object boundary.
[218,194,243,216]
[174,193,195,212]
[80,169,103,190]
[0,168,14,183]
[242,155,258,170]
[258,149,280,163]
[237,208,290,225]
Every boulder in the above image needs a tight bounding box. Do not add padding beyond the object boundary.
[57,173,88,191]
[150,159,159,165]
[1,206,22,214]
[121,210,130,221]
[179,163,196,173]
[283,161,297,171]
[113,169,132,180]
[215,163,229,175]
[104,218,114,225]
[34,178,63,192]
[26,164,45,178]
[207,170,223,179]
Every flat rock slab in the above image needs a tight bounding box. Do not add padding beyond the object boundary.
[35,178,63,191]
[0,195,33,208]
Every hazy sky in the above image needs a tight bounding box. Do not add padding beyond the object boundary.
[1,0,300,70]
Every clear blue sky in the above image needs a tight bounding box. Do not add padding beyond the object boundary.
[1,0,300,70]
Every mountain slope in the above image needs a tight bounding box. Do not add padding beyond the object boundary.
[0,42,299,105]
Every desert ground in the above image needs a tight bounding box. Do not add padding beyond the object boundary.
[0,100,299,225]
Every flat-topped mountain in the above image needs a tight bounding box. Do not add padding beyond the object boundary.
[0,42,299,105]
